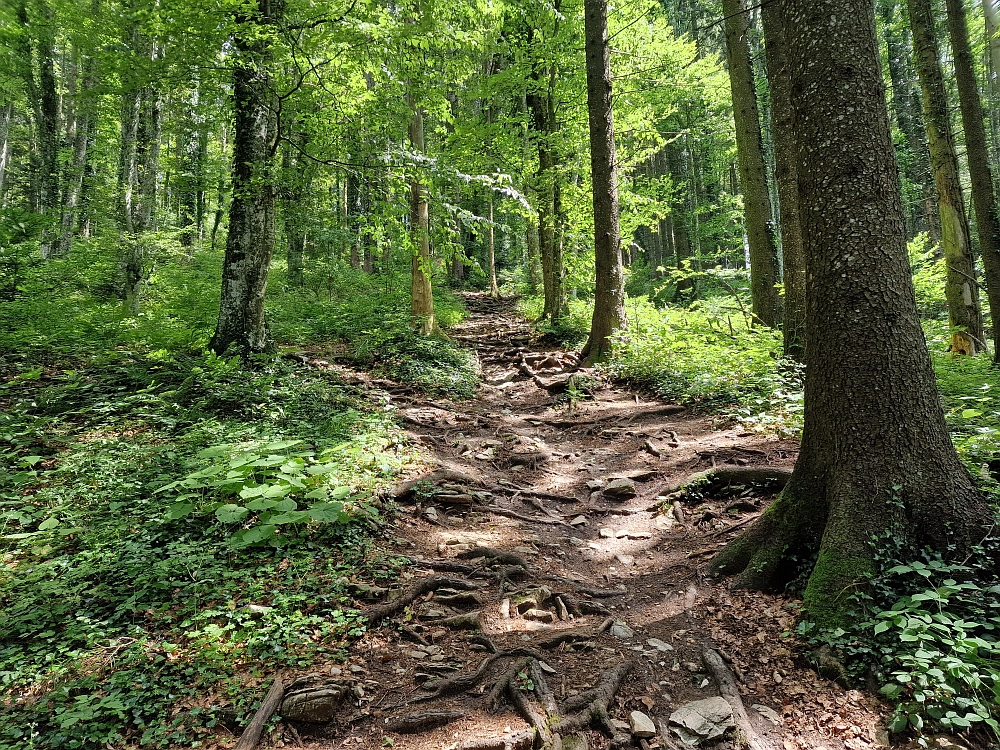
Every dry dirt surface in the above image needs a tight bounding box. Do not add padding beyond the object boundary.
[256,294,920,750]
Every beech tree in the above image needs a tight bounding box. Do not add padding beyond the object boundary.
[712,0,993,625]
[580,0,625,365]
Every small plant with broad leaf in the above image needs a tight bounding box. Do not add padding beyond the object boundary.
[158,440,378,546]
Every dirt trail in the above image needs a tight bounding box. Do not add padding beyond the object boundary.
[289,294,890,750]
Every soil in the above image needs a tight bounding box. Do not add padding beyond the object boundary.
[251,294,929,750]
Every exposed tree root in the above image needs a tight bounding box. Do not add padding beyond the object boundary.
[234,677,283,750]
[408,559,479,576]
[702,648,779,750]
[451,728,534,750]
[365,577,481,625]
[415,648,545,702]
[479,504,569,526]
[386,709,466,733]
[486,657,533,710]
[551,660,634,736]
[557,593,610,616]
[574,587,626,598]
[457,547,531,569]
[659,466,792,500]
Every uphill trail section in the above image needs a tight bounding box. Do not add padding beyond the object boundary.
[274,294,890,750]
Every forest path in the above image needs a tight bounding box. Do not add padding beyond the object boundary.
[292,294,889,750]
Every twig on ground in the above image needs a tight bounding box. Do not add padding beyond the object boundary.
[234,678,284,750]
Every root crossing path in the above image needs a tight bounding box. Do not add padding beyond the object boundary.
[290,294,891,750]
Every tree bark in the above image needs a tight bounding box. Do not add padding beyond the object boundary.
[712,0,993,627]
[0,102,11,201]
[908,0,984,354]
[408,94,435,335]
[487,193,499,297]
[982,0,1000,164]
[526,219,541,294]
[945,0,1000,361]
[761,4,805,360]
[722,0,782,328]
[209,0,281,356]
[581,0,626,365]
[58,36,98,256]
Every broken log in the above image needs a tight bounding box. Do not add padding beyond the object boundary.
[234,678,284,750]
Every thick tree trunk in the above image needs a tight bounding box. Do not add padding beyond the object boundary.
[946,0,1000,361]
[983,0,1000,163]
[908,0,984,354]
[407,96,435,335]
[581,0,626,365]
[761,5,805,360]
[209,0,281,356]
[722,0,782,328]
[712,0,992,627]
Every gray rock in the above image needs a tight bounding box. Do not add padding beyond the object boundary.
[280,684,347,722]
[610,621,635,639]
[603,478,637,500]
[561,734,589,750]
[570,515,588,526]
[646,638,674,652]
[600,527,615,538]
[751,704,781,725]
[615,553,636,567]
[486,370,518,385]
[586,478,606,491]
[669,697,734,743]
[523,608,556,623]
[629,710,656,739]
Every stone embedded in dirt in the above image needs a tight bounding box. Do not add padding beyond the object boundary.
[751,704,781,724]
[600,527,615,538]
[610,621,635,639]
[570,515,587,526]
[486,370,518,385]
[538,661,557,674]
[568,537,584,547]
[629,710,656,739]
[611,719,630,731]
[669,697,735,744]
[522,608,556,623]
[513,545,537,555]
[280,684,347,722]
[624,530,652,540]
[424,507,438,521]
[603,478,637,500]
[586,478,606,490]
[410,650,429,659]
[615,529,629,538]
[615,553,636,567]
[654,514,675,530]
[646,638,674,652]
[514,586,551,614]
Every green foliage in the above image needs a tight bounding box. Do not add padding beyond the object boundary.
[355,330,479,398]
[909,234,948,320]
[797,540,1000,745]
[605,296,788,410]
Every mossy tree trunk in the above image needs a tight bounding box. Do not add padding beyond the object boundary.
[945,0,1000,362]
[209,0,281,355]
[407,95,435,335]
[908,0,983,354]
[712,0,994,627]
[761,4,805,360]
[722,0,782,328]
[580,0,626,366]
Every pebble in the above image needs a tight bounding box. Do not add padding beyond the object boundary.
[586,479,605,490]
[610,621,635,639]
[523,609,556,623]
[409,650,428,659]
[615,553,636,566]
[570,515,587,526]
[603,478,637,500]
[600,528,615,538]
[646,638,673,652]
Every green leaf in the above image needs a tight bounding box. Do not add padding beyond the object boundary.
[268,511,308,524]
[961,408,983,419]
[38,516,60,530]
[874,621,891,635]
[215,504,249,523]
[167,502,196,519]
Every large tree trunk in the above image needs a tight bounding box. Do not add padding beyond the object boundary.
[946,0,1000,361]
[407,96,435,335]
[712,0,992,627]
[761,4,805,360]
[722,0,782,328]
[581,0,626,365]
[209,0,281,356]
[908,0,984,354]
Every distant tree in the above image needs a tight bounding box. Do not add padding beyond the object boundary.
[580,0,625,365]
[712,0,994,626]
[908,0,983,354]
[721,0,781,328]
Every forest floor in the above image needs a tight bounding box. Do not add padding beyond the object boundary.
[271,293,922,750]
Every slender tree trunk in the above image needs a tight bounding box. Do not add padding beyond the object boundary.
[211,121,228,253]
[983,0,1000,163]
[57,49,96,256]
[486,194,499,297]
[908,0,984,353]
[761,3,806,359]
[407,95,435,335]
[722,0,782,327]
[281,145,307,288]
[581,0,626,364]
[526,219,541,293]
[209,0,281,355]
[0,102,11,202]
[713,0,992,627]
[946,0,1000,361]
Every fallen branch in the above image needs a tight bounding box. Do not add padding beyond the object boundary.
[365,577,480,625]
[702,648,778,750]
[386,709,466,733]
[234,678,283,750]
